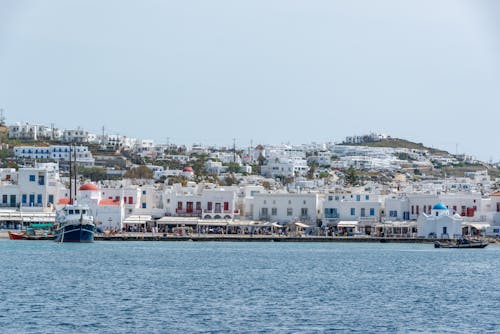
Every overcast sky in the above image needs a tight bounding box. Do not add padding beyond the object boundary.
[1,0,499,161]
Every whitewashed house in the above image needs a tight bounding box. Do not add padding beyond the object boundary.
[260,157,309,178]
[323,193,382,233]
[249,193,320,226]
[163,184,238,220]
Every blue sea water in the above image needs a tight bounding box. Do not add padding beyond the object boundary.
[0,240,499,334]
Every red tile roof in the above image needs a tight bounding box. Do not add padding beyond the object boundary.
[58,198,71,205]
[98,199,120,206]
[80,183,99,191]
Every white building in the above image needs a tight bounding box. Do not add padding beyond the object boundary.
[8,122,54,140]
[249,193,320,226]
[14,145,95,166]
[417,203,463,239]
[0,163,63,210]
[164,184,238,220]
[323,193,382,231]
[65,183,125,230]
[260,157,309,178]
[62,129,89,143]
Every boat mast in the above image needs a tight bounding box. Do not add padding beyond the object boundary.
[69,144,72,204]
[74,145,78,201]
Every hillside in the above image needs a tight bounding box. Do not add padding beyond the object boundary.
[341,138,449,155]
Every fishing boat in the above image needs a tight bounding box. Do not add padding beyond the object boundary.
[8,231,25,240]
[53,145,95,243]
[54,204,95,242]
[434,238,488,249]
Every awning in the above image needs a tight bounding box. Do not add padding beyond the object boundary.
[293,222,309,228]
[464,223,490,230]
[197,220,228,227]
[123,215,152,225]
[337,221,359,227]
[156,217,198,225]
[29,223,55,228]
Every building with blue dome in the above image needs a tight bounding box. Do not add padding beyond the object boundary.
[417,203,463,238]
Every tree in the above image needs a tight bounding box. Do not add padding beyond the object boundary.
[224,174,239,186]
[307,163,318,180]
[80,167,107,182]
[124,165,153,179]
[226,162,240,174]
[345,166,359,186]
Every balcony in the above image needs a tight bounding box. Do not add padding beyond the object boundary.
[175,208,202,217]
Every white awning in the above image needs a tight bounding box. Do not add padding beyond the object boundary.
[337,221,359,227]
[293,222,309,228]
[156,217,198,225]
[123,215,152,225]
[464,223,490,230]
[197,219,228,227]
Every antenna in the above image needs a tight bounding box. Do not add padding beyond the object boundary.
[233,138,236,163]
[0,108,5,125]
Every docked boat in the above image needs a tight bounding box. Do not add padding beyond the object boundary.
[54,204,95,243]
[8,231,25,240]
[434,238,488,249]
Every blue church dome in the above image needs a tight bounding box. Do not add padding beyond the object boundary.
[432,203,447,210]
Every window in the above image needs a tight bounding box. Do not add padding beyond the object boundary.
[177,202,183,209]
[328,196,333,201]
[128,197,133,205]
[301,208,308,217]
[261,208,268,216]
[287,208,293,216]
[37,194,42,204]
[350,208,355,216]
[22,194,27,204]
[361,208,366,217]
[142,203,147,209]
[365,195,369,200]
[356,195,361,202]
[142,190,146,195]
[29,175,36,182]
[2,195,7,204]
[271,208,277,216]
[48,195,54,204]
[29,194,35,205]
[224,202,229,211]
[370,208,375,216]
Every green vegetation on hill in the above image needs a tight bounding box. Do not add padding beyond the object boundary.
[341,138,449,155]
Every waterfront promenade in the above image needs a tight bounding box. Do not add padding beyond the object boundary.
[3,229,496,244]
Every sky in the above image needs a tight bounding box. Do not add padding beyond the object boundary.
[1,0,499,162]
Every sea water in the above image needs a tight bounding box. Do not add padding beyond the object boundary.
[0,240,499,333]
